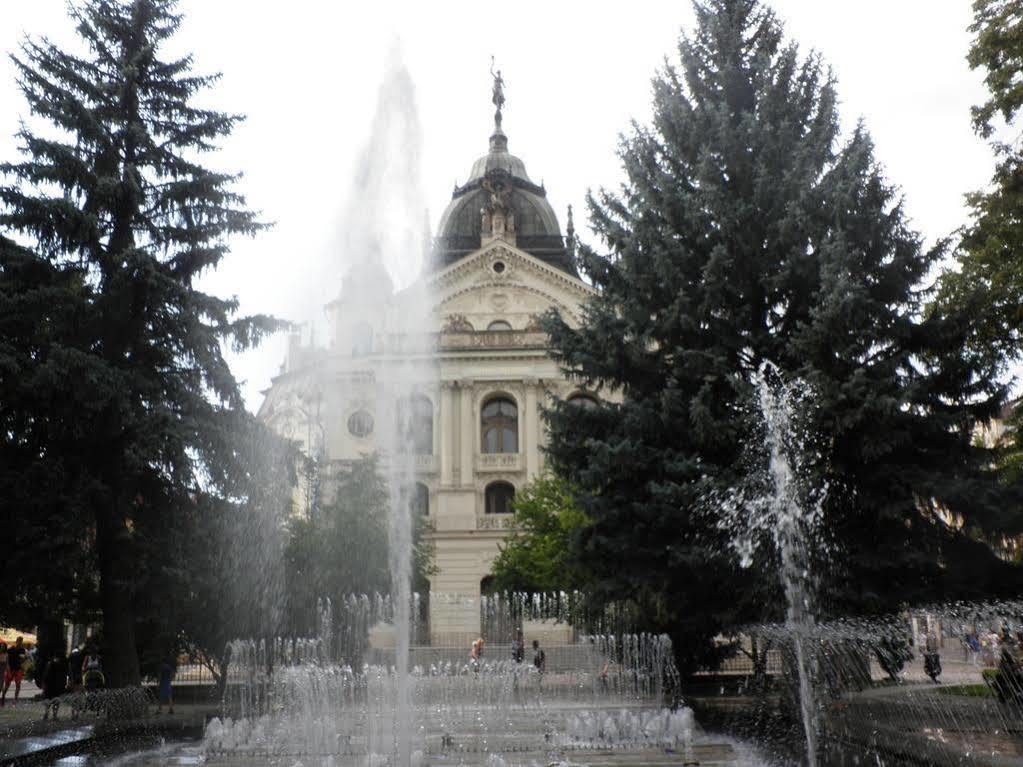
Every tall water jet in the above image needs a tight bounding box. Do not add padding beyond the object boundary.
[333,45,431,767]
[754,362,821,767]
[716,361,825,766]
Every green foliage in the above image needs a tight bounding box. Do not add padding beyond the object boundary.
[287,456,391,618]
[0,0,283,685]
[967,0,1023,138]
[937,0,1023,495]
[489,472,590,593]
[541,0,1022,673]
[284,454,435,636]
[138,418,296,691]
[0,236,99,630]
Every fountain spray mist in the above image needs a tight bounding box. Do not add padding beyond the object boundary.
[336,46,431,767]
[754,363,822,767]
[716,361,826,766]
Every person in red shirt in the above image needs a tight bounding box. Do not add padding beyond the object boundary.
[2,637,27,706]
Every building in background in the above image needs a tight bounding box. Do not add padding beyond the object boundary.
[259,99,595,645]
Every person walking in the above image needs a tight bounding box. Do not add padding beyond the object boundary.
[68,645,83,690]
[157,654,176,714]
[2,637,28,706]
[81,646,104,689]
[0,642,8,692]
[532,639,546,675]
[469,639,481,673]
[965,631,981,665]
[511,628,524,664]
[41,650,70,720]
[924,632,942,683]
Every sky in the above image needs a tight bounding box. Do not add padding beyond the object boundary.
[0,1,994,410]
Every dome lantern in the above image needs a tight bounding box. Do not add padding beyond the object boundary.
[431,68,577,276]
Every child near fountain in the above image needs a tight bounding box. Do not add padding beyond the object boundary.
[470,638,484,672]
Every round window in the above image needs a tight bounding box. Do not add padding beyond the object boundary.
[493,261,505,274]
[347,410,374,438]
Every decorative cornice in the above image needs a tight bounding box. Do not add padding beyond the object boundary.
[437,282,578,325]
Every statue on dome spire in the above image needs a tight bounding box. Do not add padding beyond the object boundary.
[490,56,505,129]
[566,204,576,259]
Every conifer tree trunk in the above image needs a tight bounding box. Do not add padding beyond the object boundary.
[96,505,141,686]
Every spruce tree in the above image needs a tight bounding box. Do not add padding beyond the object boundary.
[0,235,98,632]
[0,0,279,685]
[542,0,1022,669]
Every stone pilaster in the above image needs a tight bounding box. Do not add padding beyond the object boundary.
[439,381,456,486]
[458,379,474,487]
[524,378,540,479]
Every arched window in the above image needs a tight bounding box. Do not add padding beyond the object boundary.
[480,575,497,596]
[352,323,373,357]
[411,482,429,516]
[484,481,515,515]
[481,396,518,453]
[487,320,512,331]
[568,393,600,409]
[399,394,433,454]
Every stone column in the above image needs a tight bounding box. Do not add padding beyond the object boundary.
[459,379,474,486]
[439,381,455,486]
[524,378,540,479]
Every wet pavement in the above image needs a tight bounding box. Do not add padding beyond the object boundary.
[0,684,217,766]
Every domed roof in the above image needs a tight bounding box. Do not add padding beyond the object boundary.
[432,124,577,277]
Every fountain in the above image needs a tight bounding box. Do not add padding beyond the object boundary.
[192,56,709,767]
[27,47,1022,767]
[702,364,1023,765]
[711,362,825,765]
[755,363,822,766]
[204,600,694,765]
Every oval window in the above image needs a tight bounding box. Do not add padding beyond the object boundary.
[347,410,374,438]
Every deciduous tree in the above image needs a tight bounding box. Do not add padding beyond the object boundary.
[938,0,1023,492]
[489,472,590,594]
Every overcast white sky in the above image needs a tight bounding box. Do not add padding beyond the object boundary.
[0,1,993,410]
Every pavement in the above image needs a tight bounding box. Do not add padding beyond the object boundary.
[0,658,1004,766]
[894,654,994,686]
[837,656,1023,767]
[0,682,218,765]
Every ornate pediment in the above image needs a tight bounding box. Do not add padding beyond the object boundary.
[425,241,592,328]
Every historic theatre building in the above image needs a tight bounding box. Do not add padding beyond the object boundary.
[258,89,596,645]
